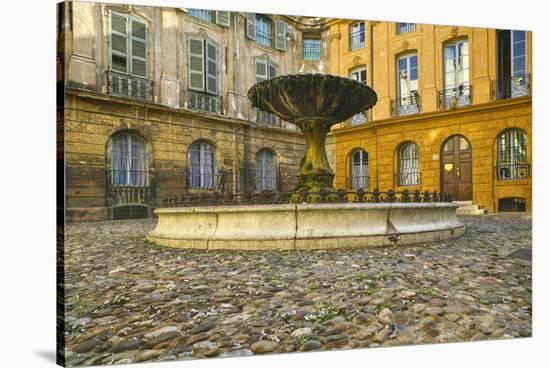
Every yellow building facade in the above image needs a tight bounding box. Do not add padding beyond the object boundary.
[327,20,532,213]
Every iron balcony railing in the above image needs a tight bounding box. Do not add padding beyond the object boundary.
[349,30,365,51]
[495,163,530,181]
[346,175,370,190]
[303,40,321,60]
[395,172,421,187]
[107,71,153,101]
[226,91,285,127]
[185,89,223,115]
[492,73,531,101]
[391,93,421,117]
[438,84,471,109]
[161,188,453,207]
[396,23,416,35]
[106,169,154,207]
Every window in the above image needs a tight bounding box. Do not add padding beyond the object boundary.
[497,129,528,180]
[349,66,367,125]
[187,9,212,22]
[442,39,470,108]
[397,23,416,35]
[350,150,369,189]
[187,36,218,95]
[349,21,365,51]
[111,133,148,187]
[254,58,279,125]
[255,16,272,47]
[398,142,420,186]
[189,141,216,189]
[256,149,277,191]
[396,53,419,115]
[109,12,147,77]
[303,37,321,60]
[246,14,286,50]
[496,30,528,99]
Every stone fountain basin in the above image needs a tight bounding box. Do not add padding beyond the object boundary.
[146,203,464,250]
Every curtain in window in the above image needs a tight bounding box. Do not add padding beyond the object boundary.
[497,129,527,180]
[256,149,277,191]
[351,150,368,189]
[189,141,215,189]
[399,143,419,186]
[111,133,148,187]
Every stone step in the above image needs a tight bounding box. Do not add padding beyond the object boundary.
[454,201,487,216]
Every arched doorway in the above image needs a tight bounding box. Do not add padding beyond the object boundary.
[440,135,472,201]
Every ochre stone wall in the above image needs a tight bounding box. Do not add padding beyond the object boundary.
[64,91,305,222]
[333,97,532,212]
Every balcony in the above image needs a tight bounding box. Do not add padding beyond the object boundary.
[492,73,531,101]
[107,71,153,101]
[226,91,284,127]
[349,30,365,51]
[185,89,222,115]
[438,84,471,109]
[391,93,421,117]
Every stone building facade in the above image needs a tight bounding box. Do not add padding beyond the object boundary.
[58,2,331,221]
[326,20,532,213]
[58,2,532,221]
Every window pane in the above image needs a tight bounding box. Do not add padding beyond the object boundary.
[112,54,127,72]
[111,14,126,34]
[132,39,146,58]
[132,20,146,39]
[112,34,127,53]
[132,59,146,77]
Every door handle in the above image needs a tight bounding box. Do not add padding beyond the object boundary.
[456,166,460,177]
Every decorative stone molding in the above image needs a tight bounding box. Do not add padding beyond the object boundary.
[450,26,459,37]
[329,32,342,41]
[352,56,362,66]
[401,40,409,51]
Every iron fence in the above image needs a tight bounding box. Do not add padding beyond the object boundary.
[161,188,452,207]
[107,71,153,101]
[438,84,471,109]
[491,73,531,101]
[391,94,421,117]
[185,89,223,115]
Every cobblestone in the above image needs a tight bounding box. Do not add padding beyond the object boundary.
[61,214,532,366]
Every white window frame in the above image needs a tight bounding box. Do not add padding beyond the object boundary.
[399,142,420,186]
[443,39,469,91]
[350,150,369,189]
[111,133,149,187]
[109,11,148,77]
[349,21,365,51]
[189,141,216,189]
[256,149,277,191]
[349,66,367,124]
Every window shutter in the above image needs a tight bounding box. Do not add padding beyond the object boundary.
[110,12,128,73]
[215,11,230,27]
[188,36,205,91]
[246,13,256,40]
[255,59,267,82]
[130,17,147,77]
[275,20,287,51]
[268,62,278,79]
[205,40,218,95]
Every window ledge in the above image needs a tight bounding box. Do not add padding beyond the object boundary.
[495,179,530,186]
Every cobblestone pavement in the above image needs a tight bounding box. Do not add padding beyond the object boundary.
[61,214,532,366]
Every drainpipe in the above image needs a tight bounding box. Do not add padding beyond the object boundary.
[370,22,380,190]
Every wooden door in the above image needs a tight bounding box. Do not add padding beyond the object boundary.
[441,135,472,201]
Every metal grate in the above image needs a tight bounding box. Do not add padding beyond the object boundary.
[492,73,531,100]
[107,71,153,101]
[186,90,222,114]
[391,94,421,117]
[303,38,321,60]
[498,197,526,212]
[397,23,416,35]
[438,84,471,109]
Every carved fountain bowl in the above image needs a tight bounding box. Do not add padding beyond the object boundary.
[247,73,378,125]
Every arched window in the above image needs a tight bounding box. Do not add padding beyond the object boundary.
[111,133,148,187]
[350,150,369,189]
[256,149,277,191]
[497,129,528,180]
[189,141,216,189]
[399,142,420,186]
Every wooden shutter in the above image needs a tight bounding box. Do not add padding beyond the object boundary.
[130,17,147,77]
[275,20,287,51]
[246,13,256,40]
[188,36,205,91]
[110,12,128,73]
[205,40,218,95]
[215,11,230,27]
[268,62,278,79]
[255,59,267,82]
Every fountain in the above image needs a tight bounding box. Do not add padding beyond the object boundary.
[248,74,377,192]
[147,74,464,250]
